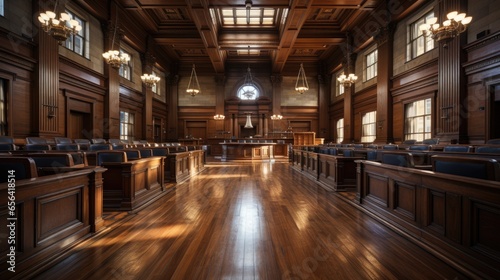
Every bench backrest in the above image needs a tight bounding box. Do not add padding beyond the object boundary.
[139,149,153,158]
[382,144,398,150]
[25,144,52,151]
[28,153,75,167]
[56,143,80,151]
[409,145,432,151]
[443,145,472,153]
[151,148,168,156]
[476,146,500,154]
[54,137,72,144]
[431,155,500,181]
[381,152,415,168]
[26,137,47,144]
[125,150,141,160]
[0,157,38,182]
[89,144,113,151]
[97,151,127,165]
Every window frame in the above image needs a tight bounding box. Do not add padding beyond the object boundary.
[365,49,378,81]
[407,10,435,60]
[120,110,135,141]
[361,111,376,143]
[119,49,132,81]
[336,118,344,144]
[336,72,345,96]
[237,84,259,100]
[404,97,432,142]
[64,10,87,57]
[0,0,4,17]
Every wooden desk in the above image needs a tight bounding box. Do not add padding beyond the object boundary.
[220,142,276,161]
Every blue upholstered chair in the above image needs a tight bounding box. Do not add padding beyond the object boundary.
[409,145,432,151]
[25,144,51,151]
[26,137,48,144]
[422,138,439,145]
[28,153,74,167]
[97,151,127,165]
[431,155,500,181]
[151,148,168,157]
[475,146,500,154]
[381,152,415,168]
[382,144,399,150]
[443,145,472,153]
[0,157,37,183]
[92,138,107,144]
[89,143,113,151]
[56,143,80,151]
[343,149,354,157]
[327,148,338,155]
[74,139,91,150]
[366,150,378,161]
[139,149,153,158]
[125,149,141,160]
[366,144,378,149]
[353,144,364,149]
[0,143,15,151]
[486,138,500,145]
[54,137,72,144]
[402,139,417,145]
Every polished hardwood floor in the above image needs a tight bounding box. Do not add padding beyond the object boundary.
[35,161,466,279]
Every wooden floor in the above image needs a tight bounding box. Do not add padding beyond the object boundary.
[35,161,466,280]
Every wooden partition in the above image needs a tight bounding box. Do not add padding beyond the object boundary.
[356,160,500,278]
[0,167,106,279]
[165,150,205,183]
[291,149,361,191]
[101,157,165,211]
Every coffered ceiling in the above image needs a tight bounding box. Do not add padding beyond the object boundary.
[117,0,381,73]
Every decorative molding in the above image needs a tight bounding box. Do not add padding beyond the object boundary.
[464,32,500,53]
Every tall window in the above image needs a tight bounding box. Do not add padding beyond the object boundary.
[0,79,7,135]
[336,118,344,143]
[0,0,4,17]
[238,84,259,100]
[407,11,435,60]
[365,49,378,81]
[120,111,135,141]
[64,10,86,57]
[405,98,432,141]
[119,49,132,80]
[361,111,376,143]
[336,72,345,96]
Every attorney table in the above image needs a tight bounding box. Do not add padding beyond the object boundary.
[220,142,276,161]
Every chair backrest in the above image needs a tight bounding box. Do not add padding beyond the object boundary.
[443,145,472,153]
[125,149,141,160]
[74,139,91,145]
[108,139,122,145]
[0,136,14,144]
[89,143,113,151]
[476,146,500,154]
[343,149,354,157]
[366,144,378,149]
[151,148,168,156]
[327,148,338,155]
[56,143,80,151]
[0,157,38,182]
[28,153,75,167]
[26,137,48,144]
[409,145,431,151]
[54,137,72,144]
[486,138,500,145]
[382,144,399,150]
[431,155,500,181]
[381,152,415,168]
[25,144,52,151]
[97,151,127,165]
[0,143,15,151]
[111,144,126,150]
[92,138,107,144]
[402,139,417,145]
[139,149,153,158]
[353,144,364,149]
[423,138,439,145]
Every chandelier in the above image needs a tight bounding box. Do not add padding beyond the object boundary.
[38,0,82,43]
[337,73,358,88]
[213,114,225,120]
[102,15,130,69]
[245,0,253,24]
[419,11,472,42]
[241,66,256,99]
[295,63,309,94]
[186,64,201,96]
[141,73,160,88]
[244,113,253,129]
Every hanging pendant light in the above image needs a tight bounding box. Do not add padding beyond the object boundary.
[244,113,253,129]
[295,63,309,94]
[102,14,130,69]
[38,0,82,44]
[186,64,201,96]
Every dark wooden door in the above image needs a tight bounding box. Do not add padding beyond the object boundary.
[69,111,92,139]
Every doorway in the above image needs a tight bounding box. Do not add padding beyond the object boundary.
[489,84,500,140]
[69,110,92,139]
